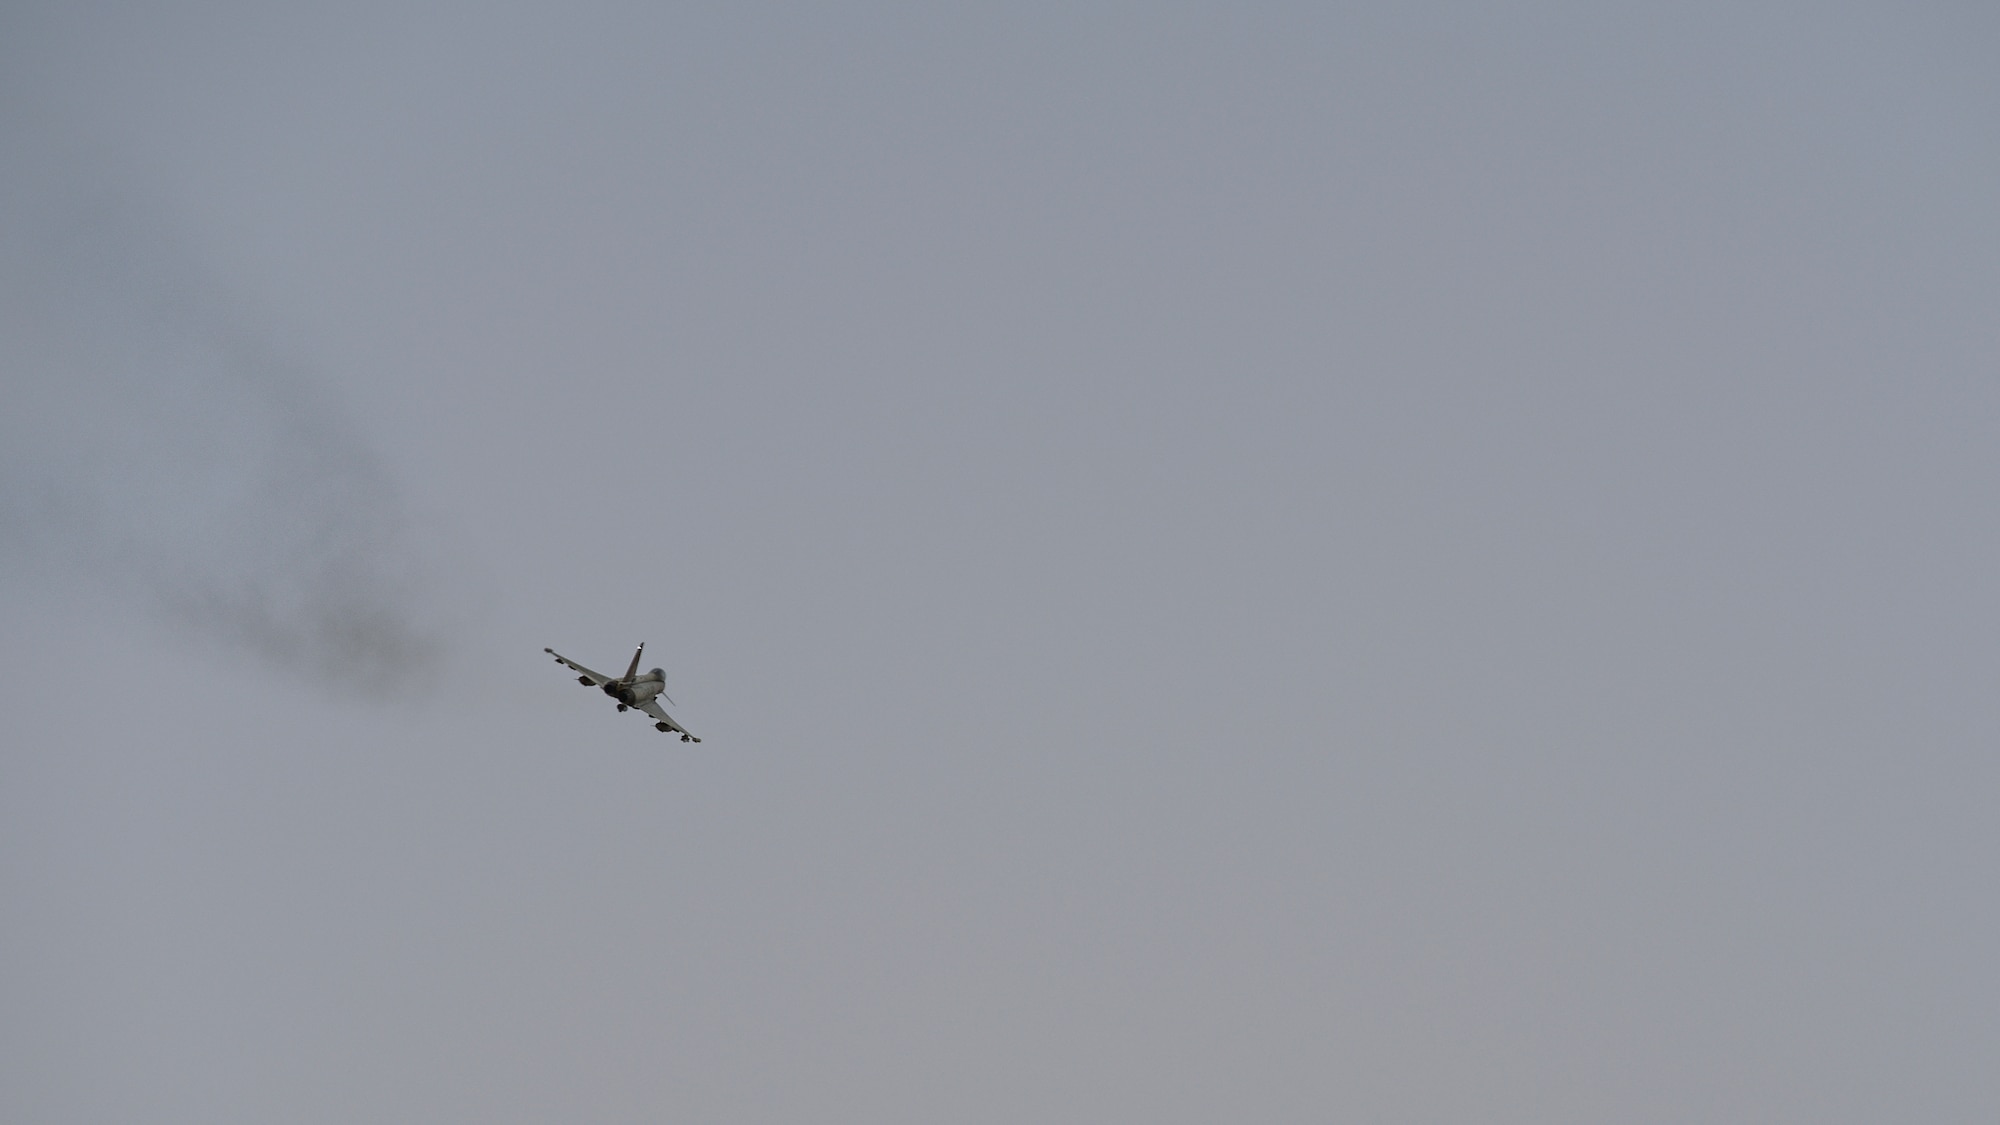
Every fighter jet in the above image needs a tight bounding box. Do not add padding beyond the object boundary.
[546,643,702,742]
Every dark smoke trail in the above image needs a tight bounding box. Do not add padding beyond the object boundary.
[0,143,449,700]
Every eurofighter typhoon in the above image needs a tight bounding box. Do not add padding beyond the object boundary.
[546,643,701,742]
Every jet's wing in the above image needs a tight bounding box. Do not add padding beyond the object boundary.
[638,698,699,741]
[546,647,613,685]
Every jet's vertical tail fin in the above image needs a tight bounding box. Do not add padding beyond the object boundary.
[623,643,645,683]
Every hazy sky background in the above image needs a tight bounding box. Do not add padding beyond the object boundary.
[4,3,1998,1121]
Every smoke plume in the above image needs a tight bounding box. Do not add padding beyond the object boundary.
[0,146,448,700]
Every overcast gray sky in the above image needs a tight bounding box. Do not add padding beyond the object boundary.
[5,3,1998,1121]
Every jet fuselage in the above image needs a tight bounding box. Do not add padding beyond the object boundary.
[603,669,665,706]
